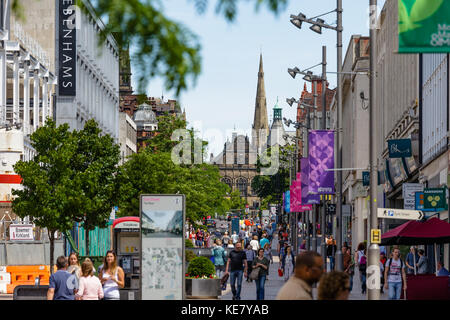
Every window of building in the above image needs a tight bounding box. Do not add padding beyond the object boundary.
[236,178,247,197]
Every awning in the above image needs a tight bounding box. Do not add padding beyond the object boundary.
[381,217,450,245]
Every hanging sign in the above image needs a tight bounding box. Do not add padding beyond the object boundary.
[399,0,450,53]
[58,0,77,96]
[388,139,412,158]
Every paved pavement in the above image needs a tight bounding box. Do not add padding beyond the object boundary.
[221,233,388,300]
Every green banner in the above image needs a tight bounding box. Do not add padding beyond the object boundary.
[399,0,450,53]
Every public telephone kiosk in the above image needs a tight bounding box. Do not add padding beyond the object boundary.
[113,216,141,300]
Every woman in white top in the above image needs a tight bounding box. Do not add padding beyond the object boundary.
[75,258,104,300]
[99,251,125,300]
[250,235,260,253]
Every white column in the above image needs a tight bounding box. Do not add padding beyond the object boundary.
[13,53,20,126]
[48,82,53,120]
[23,60,30,135]
[33,64,40,131]
[42,75,48,124]
[0,49,6,125]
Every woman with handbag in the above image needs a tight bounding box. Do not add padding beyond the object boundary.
[281,245,295,281]
[251,248,270,300]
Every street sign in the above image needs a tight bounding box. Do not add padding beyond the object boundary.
[371,229,381,244]
[388,139,412,158]
[402,183,424,210]
[377,208,424,220]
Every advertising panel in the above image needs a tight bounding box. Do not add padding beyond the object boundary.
[140,194,185,300]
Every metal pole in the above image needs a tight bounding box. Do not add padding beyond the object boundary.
[367,0,380,300]
[321,45,327,263]
[335,0,344,272]
[311,78,318,253]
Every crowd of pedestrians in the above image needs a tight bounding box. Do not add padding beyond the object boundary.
[46,251,125,300]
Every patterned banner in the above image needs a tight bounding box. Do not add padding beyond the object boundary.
[290,180,302,212]
[309,130,335,194]
[300,158,320,205]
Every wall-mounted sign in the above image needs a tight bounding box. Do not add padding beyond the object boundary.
[402,183,424,210]
[362,171,370,186]
[9,224,34,241]
[140,194,185,300]
[423,188,447,211]
[377,208,424,220]
[388,139,412,158]
[58,0,77,96]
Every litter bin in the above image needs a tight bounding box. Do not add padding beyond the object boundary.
[13,285,49,300]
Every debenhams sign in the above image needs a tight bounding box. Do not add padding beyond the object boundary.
[58,0,77,96]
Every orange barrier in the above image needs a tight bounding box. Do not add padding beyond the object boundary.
[6,265,56,294]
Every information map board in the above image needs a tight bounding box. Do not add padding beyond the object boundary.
[140,194,185,300]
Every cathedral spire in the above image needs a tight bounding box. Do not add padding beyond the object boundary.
[252,53,269,153]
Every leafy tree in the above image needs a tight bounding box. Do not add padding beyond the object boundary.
[13,0,289,95]
[117,150,229,226]
[12,119,120,270]
[69,119,121,255]
[251,145,292,206]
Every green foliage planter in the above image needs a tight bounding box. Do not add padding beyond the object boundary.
[185,257,221,299]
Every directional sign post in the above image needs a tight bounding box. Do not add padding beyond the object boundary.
[377,208,424,221]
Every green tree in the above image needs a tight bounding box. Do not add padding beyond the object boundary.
[12,119,120,270]
[69,119,121,255]
[13,0,288,95]
[251,145,292,207]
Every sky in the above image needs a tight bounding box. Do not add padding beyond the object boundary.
[131,0,386,158]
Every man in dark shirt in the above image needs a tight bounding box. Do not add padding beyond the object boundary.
[47,256,76,300]
[225,242,248,300]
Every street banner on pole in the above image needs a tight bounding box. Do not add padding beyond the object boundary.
[399,0,450,53]
[300,158,320,205]
[290,180,302,212]
[284,191,290,213]
[308,130,335,194]
[140,194,185,300]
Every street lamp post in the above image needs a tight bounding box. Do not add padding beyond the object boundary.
[368,0,380,301]
[334,0,344,272]
[321,45,327,263]
[289,2,343,268]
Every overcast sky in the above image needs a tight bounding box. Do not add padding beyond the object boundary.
[131,0,386,157]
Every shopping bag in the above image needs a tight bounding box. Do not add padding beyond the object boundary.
[278,268,283,277]
[220,273,229,286]
[249,267,260,281]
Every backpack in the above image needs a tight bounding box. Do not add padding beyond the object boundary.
[358,251,367,271]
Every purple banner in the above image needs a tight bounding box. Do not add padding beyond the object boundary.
[290,180,302,212]
[308,130,335,194]
[300,158,320,205]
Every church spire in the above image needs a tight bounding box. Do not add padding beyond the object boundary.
[252,53,269,153]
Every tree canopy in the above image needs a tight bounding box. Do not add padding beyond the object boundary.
[117,115,231,224]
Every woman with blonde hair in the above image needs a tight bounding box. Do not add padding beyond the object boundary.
[99,251,125,300]
[75,258,104,300]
